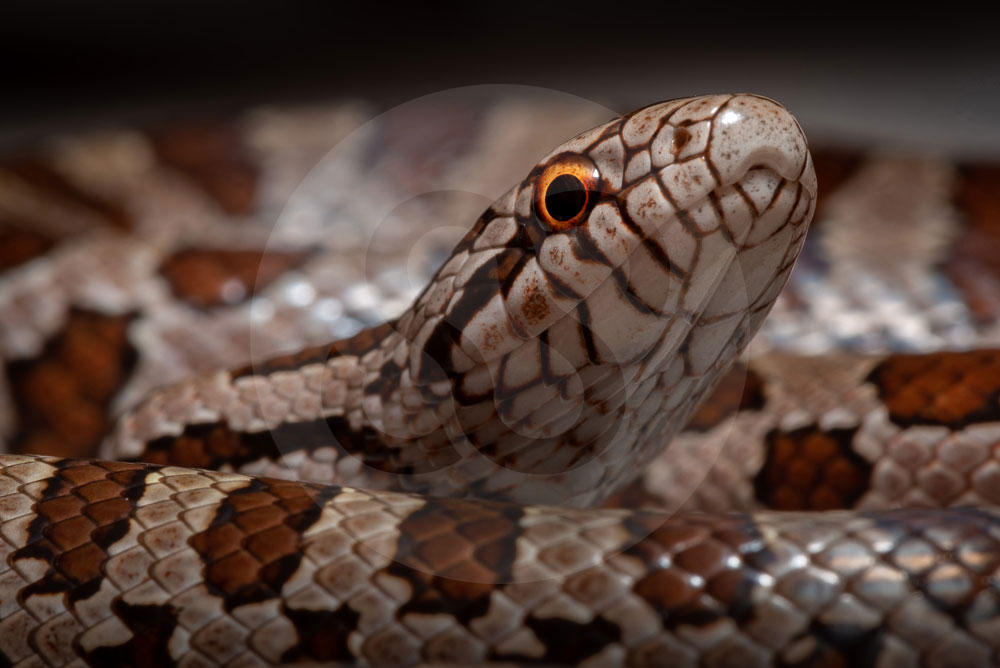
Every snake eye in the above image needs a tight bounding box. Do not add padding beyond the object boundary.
[533,156,601,231]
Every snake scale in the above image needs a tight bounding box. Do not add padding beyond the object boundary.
[2,93,1000,667]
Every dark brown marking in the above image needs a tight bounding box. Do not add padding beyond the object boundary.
[148,120,259,215]
[867,349,1000,429]
[685,363,765,432]
[616,183,687,280]
[158,247,312,309]
[279,605,361,663]
[6,309,137,460]
[0,226,55,273]
[82,601,180,668]
[943,162,1000,322]
[625,512,763,629]
[138,412,457,477]
[363,359,402,401]
[754,425,871,510]
[497,615,622,664]
[13,460,151,607]
[189,477,339,611]
[417,249,524,383]
[5,158,131,229]
[575,300,600,365]
[389,496,523,625]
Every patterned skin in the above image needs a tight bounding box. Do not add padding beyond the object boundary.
[620,350,1000,514]
[103,94,816,508]
[3,96,999,667]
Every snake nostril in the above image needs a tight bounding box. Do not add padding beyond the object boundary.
[672,126,691,153]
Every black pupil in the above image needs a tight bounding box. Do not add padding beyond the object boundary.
[545,174,587,222]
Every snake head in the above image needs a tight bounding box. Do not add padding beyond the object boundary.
[408,94,815,378]
[396,94,816,503]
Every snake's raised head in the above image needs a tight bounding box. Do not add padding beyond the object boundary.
[110,94,816,507]
[398,94,816,503]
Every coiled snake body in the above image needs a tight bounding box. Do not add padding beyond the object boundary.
[1,94,999,666]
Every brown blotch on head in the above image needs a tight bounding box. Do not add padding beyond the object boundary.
[754,425,871,510]
[520,280,550,325]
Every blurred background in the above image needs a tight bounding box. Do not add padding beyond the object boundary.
[2,2,998,155]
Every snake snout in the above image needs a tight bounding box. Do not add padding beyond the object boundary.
[709,94,817,197]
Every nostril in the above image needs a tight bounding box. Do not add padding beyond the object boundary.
[672,127,691,153]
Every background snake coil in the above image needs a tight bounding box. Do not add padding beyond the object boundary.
[1,94,999,667]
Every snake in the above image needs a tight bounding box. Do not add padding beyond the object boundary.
[1,93,999,667]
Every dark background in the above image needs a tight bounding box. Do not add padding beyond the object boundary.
[2,2,998,155]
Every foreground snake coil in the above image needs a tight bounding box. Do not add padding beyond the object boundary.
[1,94,999,667]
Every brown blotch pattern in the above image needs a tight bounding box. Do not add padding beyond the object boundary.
[0,226,56,274]
[10,460,152,616]
[626,513,763,629]
[3,457,1000,665]
[943,163,1000,322]
[684,363,765,432]
[390,497,522,623]
[157,247,312,308]
[867,349,1000,429]
[754,426,871,510]
[6,309,137,459]
[148,121,259,215]
[138,415,409,477]
[189,477,337,610]
[5,158,131,230]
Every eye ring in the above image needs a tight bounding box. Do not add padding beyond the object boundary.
[533,155,601,231]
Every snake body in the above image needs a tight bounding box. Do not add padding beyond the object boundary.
[1,94,999,667]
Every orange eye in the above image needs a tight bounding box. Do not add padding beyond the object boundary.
[533,156,601,231]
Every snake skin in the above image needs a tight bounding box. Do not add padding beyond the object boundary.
[616,350,1000,516]
[2,94,1000,666]
[103,94,816,509]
